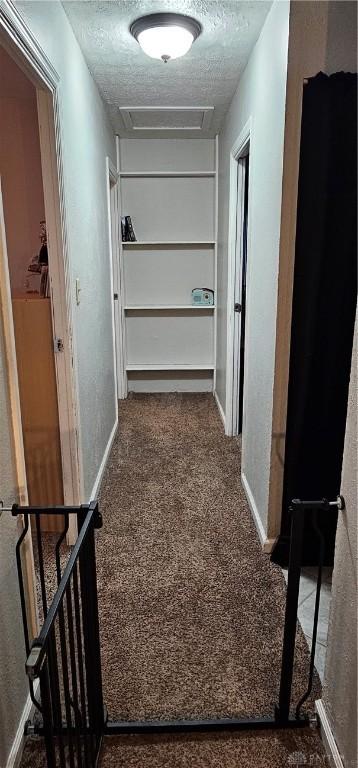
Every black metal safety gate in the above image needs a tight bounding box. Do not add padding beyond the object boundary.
[14,501,104,767]
[5,495,344,766]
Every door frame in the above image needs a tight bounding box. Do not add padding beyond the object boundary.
[0,2,83,543]
[225,118,252,437]
[0,183,39,637]
[106,157,126,402]
[115,135,128,399]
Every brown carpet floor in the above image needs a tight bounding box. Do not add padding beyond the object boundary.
[20,393,326,767]
[21,728,327,767]
[97,394,319,722]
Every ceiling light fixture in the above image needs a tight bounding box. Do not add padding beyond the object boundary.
[130,13,202,63]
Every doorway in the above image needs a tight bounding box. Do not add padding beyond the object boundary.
[106,156,124,405]
[272,72,357,568]
[0,30,82,645]
[226,121,251,438]
[0,45,65,533]
[232,153,249,435]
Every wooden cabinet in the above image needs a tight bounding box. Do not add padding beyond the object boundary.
[12,296,63,531]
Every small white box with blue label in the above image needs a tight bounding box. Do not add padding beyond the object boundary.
[191,288,214,306]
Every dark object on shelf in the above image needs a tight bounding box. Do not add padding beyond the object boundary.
[271,72,357,568]
[38,220,48,264]
[40,266,49,298]
[121,215,137,242]
[38,243,48,265]
[28,260,41,274]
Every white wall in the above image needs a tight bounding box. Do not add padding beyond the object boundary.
[0,2,116,763]
[15,0,117,499]
[216,0,290,532]
[323,314,357,768]
[321,14,357,764]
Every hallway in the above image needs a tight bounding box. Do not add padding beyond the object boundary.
[1,3,356,767]
[20,394,326,767]
[97,394,318,721]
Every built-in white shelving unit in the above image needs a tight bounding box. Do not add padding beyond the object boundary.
[118,137,218,393]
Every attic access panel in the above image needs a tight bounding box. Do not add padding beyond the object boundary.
[119,106,214,133]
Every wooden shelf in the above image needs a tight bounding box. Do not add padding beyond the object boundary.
[125,304,215,311]
[122,241,215,248]
[120,171,215,178]
[126,363,214,371]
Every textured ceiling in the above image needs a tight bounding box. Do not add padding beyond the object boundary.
[62,1,272,137]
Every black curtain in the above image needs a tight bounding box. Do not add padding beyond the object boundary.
[272,72,357,567]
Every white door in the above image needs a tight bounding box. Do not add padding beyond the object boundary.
[107,159,126,403]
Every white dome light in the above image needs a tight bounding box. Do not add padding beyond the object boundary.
[137,26,194,62]
[130,13,202,63]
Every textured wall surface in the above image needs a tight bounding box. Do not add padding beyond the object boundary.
[322,11,357,756]
[323,316,357,766]
[216,0,290,530]
[0,314,27,767]
[1,2,117,762]
[16,0,117,499]
[62,0,272,138]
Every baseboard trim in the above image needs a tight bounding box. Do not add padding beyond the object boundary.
[213,391,226,431]
[6,682,39,768]
[89,418,118,502]
[315,700,344,768]
[262,537,278,554]
[241,471,271,551]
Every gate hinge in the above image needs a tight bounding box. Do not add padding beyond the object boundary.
[54,337,64,353]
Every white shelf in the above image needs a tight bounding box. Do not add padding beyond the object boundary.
[119,138,218,393]
[120,171,215,178]
[122,241,215,248]
[125,304,215,311]
[126,363,214,371]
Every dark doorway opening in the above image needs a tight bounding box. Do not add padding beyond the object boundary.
[238,153,249,434]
